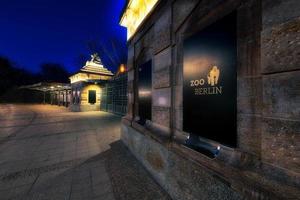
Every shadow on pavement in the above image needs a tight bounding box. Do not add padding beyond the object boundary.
[2,140,171,200]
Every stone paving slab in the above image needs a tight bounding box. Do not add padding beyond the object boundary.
[0,104,171,200]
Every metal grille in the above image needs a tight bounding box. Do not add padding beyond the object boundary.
[100,73,127,115]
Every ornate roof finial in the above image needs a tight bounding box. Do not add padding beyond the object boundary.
[90,53,102,65]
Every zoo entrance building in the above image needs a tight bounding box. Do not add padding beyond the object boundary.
[119,0,300,199]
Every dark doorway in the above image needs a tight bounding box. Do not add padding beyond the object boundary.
[88,90,96,104]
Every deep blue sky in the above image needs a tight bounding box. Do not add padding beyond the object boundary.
[0,0,127,73]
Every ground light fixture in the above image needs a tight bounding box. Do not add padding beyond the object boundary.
[185,134,221,158]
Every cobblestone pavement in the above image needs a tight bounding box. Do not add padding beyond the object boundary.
[0,104,171,200]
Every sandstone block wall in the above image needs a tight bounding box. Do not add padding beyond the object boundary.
[122,0,300,199]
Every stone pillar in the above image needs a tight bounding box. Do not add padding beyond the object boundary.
[65,90,68,107]
[125,46,135,121]
[153,47,172,129]
[71,89,74,104]
[43,91,46,104]
[56,92,58,105]
[50,92,53,105]
[260,0,300,174]
[59,91,61,106]
[62,91,64,106]
[151,6,172,136]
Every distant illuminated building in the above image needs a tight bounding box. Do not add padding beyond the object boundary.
[19,53,127,115]
[69,53,113,112]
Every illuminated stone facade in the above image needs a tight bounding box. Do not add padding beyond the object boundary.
[120,0,159,40]
[120,0,300,199]
[69,54,113,112]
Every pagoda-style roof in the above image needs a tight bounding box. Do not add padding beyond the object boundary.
[69,54,114,84]
[79,61,113,76]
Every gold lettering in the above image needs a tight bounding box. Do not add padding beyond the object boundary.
[216,86,222,94]
[199,79,205,85]
[190,79,205,87]
[194,86,223,95]
[190,80,194,87]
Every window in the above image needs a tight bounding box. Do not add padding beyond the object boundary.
[138,60,152,123]
[88,90,96,104]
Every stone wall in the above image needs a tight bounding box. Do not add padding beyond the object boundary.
[121,0,300,199]
[261,0,300,174]
[70,82,101,112]
[122,123,243,200]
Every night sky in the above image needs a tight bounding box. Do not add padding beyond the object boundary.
[0,0,127,73]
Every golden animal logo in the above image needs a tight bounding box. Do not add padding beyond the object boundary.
[207,66,220,86]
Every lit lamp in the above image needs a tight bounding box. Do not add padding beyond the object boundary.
[120,64,126,73]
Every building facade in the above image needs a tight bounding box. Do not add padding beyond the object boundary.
[120,0,300,199]
[69,54,114,112]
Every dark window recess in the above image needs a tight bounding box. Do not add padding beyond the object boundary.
[138,60,152,124]
[88,90,96,104]
[183,11,237,149]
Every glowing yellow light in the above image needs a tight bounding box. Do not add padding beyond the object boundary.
[69,73,112,84]
[120,64,126,73]
[120,0,159,40]
[70,73,89,84]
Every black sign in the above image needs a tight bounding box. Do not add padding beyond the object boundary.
[138,60,152,122]
[183,11,237,147]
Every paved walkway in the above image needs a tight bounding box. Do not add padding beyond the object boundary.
[0,104,170,200]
